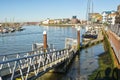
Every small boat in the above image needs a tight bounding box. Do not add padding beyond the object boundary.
[82,34,98,39]
[82,29,98,39]
[82,25,98,39]
[16,27,24,31]
[2,28,9,33]
[9,28,15,32]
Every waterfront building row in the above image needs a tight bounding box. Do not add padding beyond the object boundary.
[41,16,80,25]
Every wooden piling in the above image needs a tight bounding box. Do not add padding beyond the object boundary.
[43,31,47,49]
[77,28,80,48]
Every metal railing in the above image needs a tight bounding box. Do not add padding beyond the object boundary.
[108,24,120,37]
[0,47,44,63]
[0,47,76,80]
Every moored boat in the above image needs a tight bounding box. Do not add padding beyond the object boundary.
[82,26,98,39]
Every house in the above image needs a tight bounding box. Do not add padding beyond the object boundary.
[107,12,116,25]
[102,11,116,23]
[115,5,120,24]
[89,13,102,23]
[62,18,70,24]
[49,20,54,24]
[42,19,49,24]
[54,19,62,24]
[71,16,80,24]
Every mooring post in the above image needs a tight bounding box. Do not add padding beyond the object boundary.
[77,27,80,49]
[43,31,47,51]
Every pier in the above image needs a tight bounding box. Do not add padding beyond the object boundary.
[0,29,80,80]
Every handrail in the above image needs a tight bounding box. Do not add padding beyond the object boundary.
[0,46,44,56]
[0,48,72,80]
[0,48,69,64]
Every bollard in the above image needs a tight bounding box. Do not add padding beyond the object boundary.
[77,28,80,49]
[43,31,47,50]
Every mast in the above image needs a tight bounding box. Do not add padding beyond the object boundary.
[86,0,93,24]
[13,17,14,28]
[86,0,91,21]
[5,18,7,27]
[91,0,94,25]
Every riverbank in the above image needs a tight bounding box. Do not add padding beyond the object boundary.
[40,23,84,27]
[88,29,117,80]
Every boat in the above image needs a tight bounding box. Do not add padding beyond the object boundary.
[9,28,15,32]
[16,27,24,31]
[82,27,98,39]
[2,28,9,33]
[82,33,98,39]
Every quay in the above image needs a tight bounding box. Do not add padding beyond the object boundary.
[105,24,120,68]
[40,23,103,27]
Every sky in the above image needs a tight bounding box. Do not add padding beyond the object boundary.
[0,0,120,22]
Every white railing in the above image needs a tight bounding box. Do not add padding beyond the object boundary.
[0,48,76,80]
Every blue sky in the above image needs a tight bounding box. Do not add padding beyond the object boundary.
[0,0,120,22]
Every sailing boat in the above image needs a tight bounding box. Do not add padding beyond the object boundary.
[82,0,98,40]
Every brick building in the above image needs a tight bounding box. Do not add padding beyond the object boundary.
[71,16,80,24]
[115,5,120,24]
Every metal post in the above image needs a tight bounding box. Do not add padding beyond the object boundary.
[43,31,47,49]
[77,28,80,48]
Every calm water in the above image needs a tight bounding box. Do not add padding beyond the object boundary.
[0,26,85,54]
[0,26,105,80]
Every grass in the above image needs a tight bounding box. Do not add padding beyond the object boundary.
[88,30,114,80]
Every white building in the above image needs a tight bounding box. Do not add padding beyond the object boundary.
[54,19,61,24]
[42,19,49,24]
[101,11,115,23]
[107,13,116,25]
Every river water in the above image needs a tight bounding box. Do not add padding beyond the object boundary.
[0,26,85,54]
[0,26,105,80]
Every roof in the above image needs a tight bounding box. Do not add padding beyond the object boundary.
[102,11,116,14]
[107,13,116,17]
